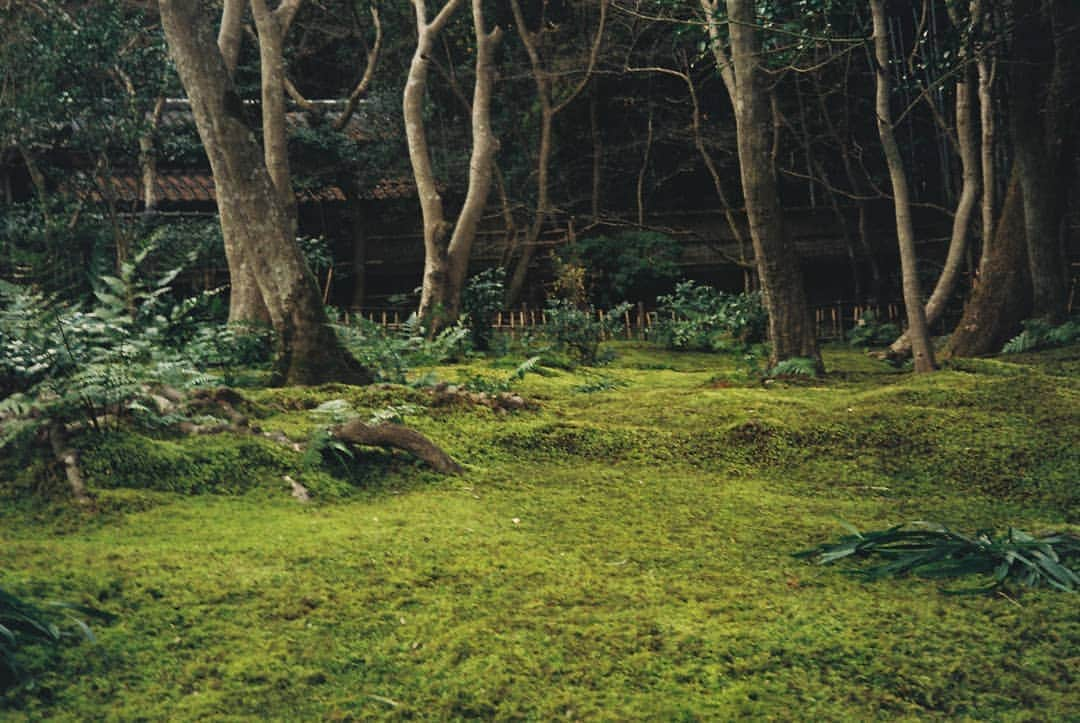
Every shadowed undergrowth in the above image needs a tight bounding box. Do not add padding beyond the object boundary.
[1,344,1078,720]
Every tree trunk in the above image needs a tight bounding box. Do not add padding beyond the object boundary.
[888,15,980,359]
[139,96,165,214]
[724,0,821,370]
[946,171,1031,357]
[504,0,607,307]
[974,0,996,272]
[350,200,367,310]
[1009,0,1078,323]
[406,0,501,332]
[159,0,371,385]
[870,0,935,372]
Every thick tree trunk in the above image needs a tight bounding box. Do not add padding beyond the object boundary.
[1009,1,1078,323]
[159,0,371,385]
[724,0,821,370]
[946,172,1031,357]
[870,0,935,372]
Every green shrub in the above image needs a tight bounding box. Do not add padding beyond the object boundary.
[848,310,901,348]
[334,314,470,383]
[461,268,505,352]
[542,300,631,365]
[652,281,766,351]
[769,357,819,378]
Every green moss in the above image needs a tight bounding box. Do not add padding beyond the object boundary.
[2,343,1079,720]
[77,432,298,495]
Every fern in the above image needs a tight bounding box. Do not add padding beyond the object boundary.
[769,357,819,378]
[1002,317,1080,354]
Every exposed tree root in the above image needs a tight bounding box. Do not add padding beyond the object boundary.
[331,419,464,475]
[49,423,92,506]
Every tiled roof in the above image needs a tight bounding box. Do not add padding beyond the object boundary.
[72,171,416,203]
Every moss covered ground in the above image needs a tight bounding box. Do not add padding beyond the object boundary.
[2,344,1078,721]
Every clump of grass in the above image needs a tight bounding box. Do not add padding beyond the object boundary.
[797,521,1080,593]
[1,585,114,690]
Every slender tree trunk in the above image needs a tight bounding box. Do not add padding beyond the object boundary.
[636,105,654,226]
[504,0,608,306]
[888,13,980,358]
[350,199,366,310]
[406,0,501,331]
[870,0,935,372]
[724,0,821,370]
[139,96,165,213]
[590,86,602,220]
[159,0,371,385]
[946,171,1031,356]
[214,0,270,325]
[974,0,996,272]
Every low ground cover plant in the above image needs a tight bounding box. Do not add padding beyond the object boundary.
[797,521,1080,593]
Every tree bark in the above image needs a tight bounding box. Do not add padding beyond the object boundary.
[888,7,980,359]
[1009,0,1078,323]
[406,0,501,331]
[139,96,165,213]
[946,171,1031,357]
[869,0,935,372]
[974,0,996,272]
[724,0,821,370]
[159,0,372,385]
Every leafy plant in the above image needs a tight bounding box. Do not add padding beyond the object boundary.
[333,314,470,383]
[461,268,505,352]
[796,521,1080,594]
[1,585,114,691]
[652,281,766,352]
[769,357,819,378]
[542,300,631,365]
[1002,317,1080,354]
[847,310,901,348]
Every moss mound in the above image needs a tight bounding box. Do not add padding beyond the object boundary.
[77,433,297,495]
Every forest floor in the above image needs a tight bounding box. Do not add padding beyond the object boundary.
[1,343,1078,721]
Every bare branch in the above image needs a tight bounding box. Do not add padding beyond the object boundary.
[333,4,383,131]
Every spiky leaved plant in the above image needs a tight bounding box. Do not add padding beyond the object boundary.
[796,521,1080,593]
